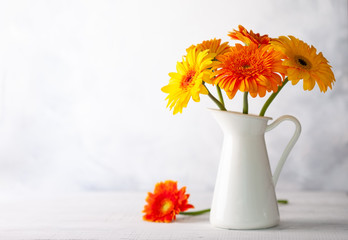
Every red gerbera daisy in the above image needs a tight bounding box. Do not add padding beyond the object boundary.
[143,180,194,223]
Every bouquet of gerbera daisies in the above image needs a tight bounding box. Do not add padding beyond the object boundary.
[161,25,335,116]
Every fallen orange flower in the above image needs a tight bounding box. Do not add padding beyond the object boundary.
[143,180,194,223]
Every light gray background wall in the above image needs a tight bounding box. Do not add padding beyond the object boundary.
[0,0,347,193]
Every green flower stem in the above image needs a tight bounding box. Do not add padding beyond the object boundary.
[179,208,210,216]
[259,77,289,117]
[243,92,249,114]
[216,85,225,108]
[277,199,289,204]
[179,199,288,216]
[203,83,227,111]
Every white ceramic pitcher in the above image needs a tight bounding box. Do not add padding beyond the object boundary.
[209,109,301,230]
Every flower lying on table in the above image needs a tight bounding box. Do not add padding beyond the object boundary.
[143,180,194,223]
[161,25,335,115]
[143,180,288,223]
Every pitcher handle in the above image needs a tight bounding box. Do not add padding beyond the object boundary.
[266,115,301,186]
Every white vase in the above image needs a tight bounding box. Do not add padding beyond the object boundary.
[209,109,301,230]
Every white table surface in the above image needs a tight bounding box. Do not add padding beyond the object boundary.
[0,191,347,240]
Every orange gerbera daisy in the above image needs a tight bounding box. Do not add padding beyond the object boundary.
[213,43,287,99]
[143,180,194,223]
[228,25,270,46]
[161,47,213,114]
[196,38,231,58]
[271,36,335,92]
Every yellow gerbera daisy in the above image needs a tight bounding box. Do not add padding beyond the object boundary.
[161,48,213,114]
[271,36,335,92]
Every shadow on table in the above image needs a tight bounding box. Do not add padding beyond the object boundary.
[175,216,348,232]
[274,219,348,231]
[175,214,210,224]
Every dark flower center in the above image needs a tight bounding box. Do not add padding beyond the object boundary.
[298,58,307,66]
[294,55,312,70]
